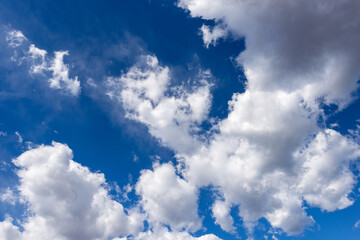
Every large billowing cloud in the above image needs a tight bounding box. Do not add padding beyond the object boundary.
[178,0,360,108]
[0,142,142,240]
[0,143,221,240]
[108,28,360,235]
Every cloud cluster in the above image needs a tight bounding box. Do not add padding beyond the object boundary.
[108,53,360,236]
[0,142,141,240]
[0,143,220,240]
[2,0,360,238]
[4,27,80,96]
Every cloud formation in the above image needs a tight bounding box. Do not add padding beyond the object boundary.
[136,163,202,232]
[0,143,221,240]
[4,27,80,96]
[109,52,360,236]
[106,55,212,154]
[178,0,360,108]
[0,142,141,240]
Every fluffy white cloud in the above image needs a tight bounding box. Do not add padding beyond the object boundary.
[0,142,142,240]
[106,55,212,154]
[0,216,22,240]
[296,129,360,211]
[136,163,202,232]
[48,51,80,96]
[0,143,222,240]
[4,28,81,96]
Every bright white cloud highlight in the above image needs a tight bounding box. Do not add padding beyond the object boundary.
[296,129,360,211]
[0,143,221,240]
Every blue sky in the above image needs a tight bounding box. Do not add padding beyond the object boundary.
[1,0,360,239]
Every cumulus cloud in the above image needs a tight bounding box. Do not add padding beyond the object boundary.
[0,216,22,240]
[0,142,142,240]
[107,1,360,235]
[0,143,222,240]
[136,163,202,232]
[179,0,360,108]
[296,129,360,211]
[106,55,212,154]
[14,131,23,143]
[3,0,357,238]
[150,0,360,236]
[4,27,81,96]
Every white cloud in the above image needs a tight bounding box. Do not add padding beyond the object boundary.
[109,1,360,234]
[179,0,360,108]
[87,77,98,87]
[200,25,227,48]
[296,129,360,211]
[212,200,235,233]
[0,142,142,240]
[109,52,360,236]
[14,131,23,143]
[136,163,202,232]
[6,29,27,48]
[0,142,222,240]
[354,220,360,229]
[0,188,17,205]
[48,51,81,96]
[0,216,22,240]
[4,28,81,96]
[171,0,360,236]
[106,55,212,155]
